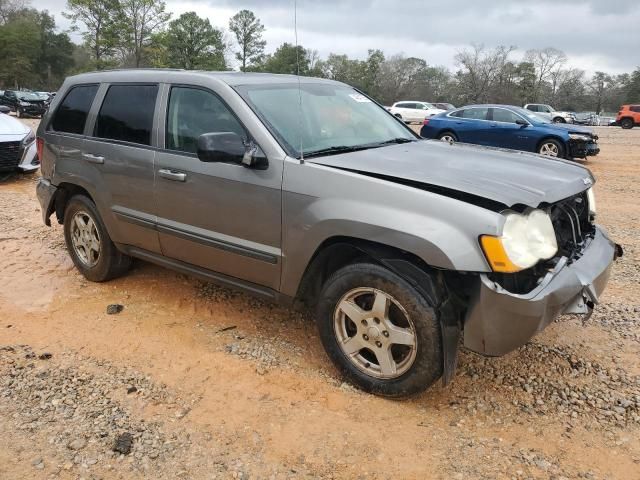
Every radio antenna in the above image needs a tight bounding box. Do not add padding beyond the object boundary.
[294,0,304,163]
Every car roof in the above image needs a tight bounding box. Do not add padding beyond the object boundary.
[64,69,343,87]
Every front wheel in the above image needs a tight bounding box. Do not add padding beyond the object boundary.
[538,139,564,158]
[316,263,443,397]
[620,118,634,129]
[63,195,132,282]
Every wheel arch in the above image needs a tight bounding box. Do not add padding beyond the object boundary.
[51,182,96,225]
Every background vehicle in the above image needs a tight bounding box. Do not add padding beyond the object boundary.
[524,103,576,123]
[388,101,445,123]
[616,105,640,129]
[0,90,47,118]
[420,104,599,159]
[36,71,615,397]
[0,112,38,173]
[0,106,10,115]
[433,102,455,111]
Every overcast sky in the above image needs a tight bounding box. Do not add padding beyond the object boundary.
[41,0,639,75]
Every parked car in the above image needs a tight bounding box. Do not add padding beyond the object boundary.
[433,102,455,111]
[36,70,619,397]
[615,105,640,129]
[0,106,10,115]
[524,103,576,124]
[0,111,38,173]
[0,90,48,118]
[420,104,600,159]
[388,101,445,123]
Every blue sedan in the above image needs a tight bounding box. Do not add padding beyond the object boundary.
[420,104,600,159]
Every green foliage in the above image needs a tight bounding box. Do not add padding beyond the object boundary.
[253,42,308,75]
[117,0,170,67]
[228,9,265,71]
[161,12,226,70]
[625,68,640,103]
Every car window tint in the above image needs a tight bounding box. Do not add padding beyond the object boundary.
[631,106,640,112]
[492,108,521,123]
[50,85,98,134]
[166,87,245,154]
[460,108,488,120]
[95,84,158,145]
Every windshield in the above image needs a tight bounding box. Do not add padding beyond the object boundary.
[16,92,41,101]
[235,83,416,158]
[513,107,552,124]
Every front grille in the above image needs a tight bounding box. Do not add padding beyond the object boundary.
[0,141,22,169]
[549,190,595,262]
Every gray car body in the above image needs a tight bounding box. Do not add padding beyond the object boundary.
[36,69,617,376]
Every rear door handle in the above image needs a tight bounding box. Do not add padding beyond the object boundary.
[82,153,104,164]
[158,169,187,182]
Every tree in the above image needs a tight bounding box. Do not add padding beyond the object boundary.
[161,12,226,70]
[64,0,120,69]
[37,10,74,89]
[117,0,170,67]
[453,44,515,104]
[0,8,40,87]
[524,47,567,101]
[228,9,265,71]
[256,42,308,75]
[587,71,614,114]
[625,67,640,103]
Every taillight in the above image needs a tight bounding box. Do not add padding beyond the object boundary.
[36,137,44,160]
[423,118,430,126]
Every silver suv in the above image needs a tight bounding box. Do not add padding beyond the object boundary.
[36,70,621,397]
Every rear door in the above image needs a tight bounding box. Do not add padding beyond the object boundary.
[153,84,283,290]
[82,83,161,253]
[450,107,490,144]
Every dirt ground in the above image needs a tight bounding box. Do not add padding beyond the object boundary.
[0,118,639,480]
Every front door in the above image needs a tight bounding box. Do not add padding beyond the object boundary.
[487,108,536,151]
[154,85,283,290]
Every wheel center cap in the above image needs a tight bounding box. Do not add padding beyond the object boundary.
[367,326,381,340]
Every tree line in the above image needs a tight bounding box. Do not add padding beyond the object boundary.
[1,0,639,113]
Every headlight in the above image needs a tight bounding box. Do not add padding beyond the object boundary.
[480,209,558,272]
[22,130,35,146]
[568,133,591,141]
[586,187,596,216]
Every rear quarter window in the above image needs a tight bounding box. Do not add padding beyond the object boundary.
[50,84,99,134]
[94,84,158,146]
[630,106,640,113]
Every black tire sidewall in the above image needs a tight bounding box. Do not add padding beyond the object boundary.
[539,138,565,158]
[63,195,121,282]
[621,118,633,129]
[316,263,443,398]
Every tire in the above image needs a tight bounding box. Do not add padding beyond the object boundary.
[620,118,634,129]
[316,263,443,398]
[538,138,565,158]
[63,195,131,282]
[552,117,566,123]
[394,113,402,120]
[437,131,457,143]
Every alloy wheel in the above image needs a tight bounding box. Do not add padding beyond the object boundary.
[70,211,101,267]
[333,287,418,379]
[539,142,559,156]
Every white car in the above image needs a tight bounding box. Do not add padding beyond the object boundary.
[523,104,576,124]
[0,110,38,173]
[388,101,446,123]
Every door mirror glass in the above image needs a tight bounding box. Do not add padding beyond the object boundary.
[197,132,245,163]
[515,119,528,126]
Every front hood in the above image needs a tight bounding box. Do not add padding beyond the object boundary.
[308,140,593,209]
[546,122,594,136]
[0,113,29,136]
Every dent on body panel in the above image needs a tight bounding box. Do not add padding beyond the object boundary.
[280,161,500,297]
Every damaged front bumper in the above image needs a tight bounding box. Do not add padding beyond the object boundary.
[463,226,620,356]
[569,138,600,158]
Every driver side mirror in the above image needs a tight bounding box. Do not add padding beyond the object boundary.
[515,119,528,127]
[197,132,268,170]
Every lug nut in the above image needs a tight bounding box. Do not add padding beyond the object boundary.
[363,334,369,341]
[382,331,389,337]
[375,341,382,348]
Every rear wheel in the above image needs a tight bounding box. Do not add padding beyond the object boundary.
[438,131,457,143]
[63,195,132,282]
[552,117,566,123]
[538,138,564,158]
[316,263,443,397]
[620,118,634,129]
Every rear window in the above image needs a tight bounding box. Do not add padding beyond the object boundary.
[94,84,158,146]
[51,85,99,135]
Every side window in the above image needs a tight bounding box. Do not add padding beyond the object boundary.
[491,108,522,123]
[51,84,99,134]
[630,106,640,113]
[396,103,409,108]
[166,87,245,154]
[450,109,465,117]
[526,105,537,112]
[460,108,488,120]
[95,84,158,146]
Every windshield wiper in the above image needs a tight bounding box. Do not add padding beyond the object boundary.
[302,138,416,159]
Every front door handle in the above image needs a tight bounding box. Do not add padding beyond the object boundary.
[158,169,187,182]
[82,153,104,164]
